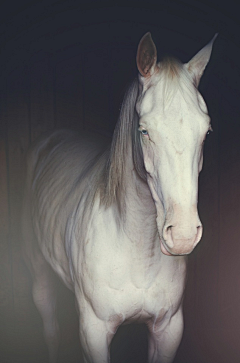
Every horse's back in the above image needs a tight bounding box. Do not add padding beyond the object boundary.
[22,129,109,285]
[27,129,109,176]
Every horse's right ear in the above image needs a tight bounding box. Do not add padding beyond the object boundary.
[137,33,157,78]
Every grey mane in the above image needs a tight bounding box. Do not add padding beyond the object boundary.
[99,78,145,208]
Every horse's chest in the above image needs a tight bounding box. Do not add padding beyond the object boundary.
[75,213,187,324]
[80,255,186,326]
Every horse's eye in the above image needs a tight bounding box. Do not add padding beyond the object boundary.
[141,129,148,136]
[207,129,212,135]
[208,125,213,134]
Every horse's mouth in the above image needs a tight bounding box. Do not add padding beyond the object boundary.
[160,240,173,256]
[160,239,194,256]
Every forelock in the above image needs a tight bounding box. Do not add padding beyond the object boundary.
[158,57,196,108]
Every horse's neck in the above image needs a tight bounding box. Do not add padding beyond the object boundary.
[121,156,159,252]
[116,162,170,286]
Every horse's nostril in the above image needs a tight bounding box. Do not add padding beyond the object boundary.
[164,225,174,247]
[163,224,173,236]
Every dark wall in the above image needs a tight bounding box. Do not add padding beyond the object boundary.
[1,1,240,362]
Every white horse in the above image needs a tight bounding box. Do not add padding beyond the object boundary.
[22,33,216,363]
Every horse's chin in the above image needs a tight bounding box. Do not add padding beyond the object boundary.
[160,240,173,256]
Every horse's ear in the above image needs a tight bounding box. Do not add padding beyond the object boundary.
[185,33,218,86]
[137,33,157,77]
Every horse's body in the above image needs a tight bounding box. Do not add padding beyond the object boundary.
[22,33,216,363]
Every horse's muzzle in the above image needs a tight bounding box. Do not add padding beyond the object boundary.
[161,223,203,256]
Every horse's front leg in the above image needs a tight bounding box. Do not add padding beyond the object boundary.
[148,308,184,363]
[78,304,115,363]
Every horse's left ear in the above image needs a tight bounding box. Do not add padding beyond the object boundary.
[137,32,157,78]
[185,33,218,86]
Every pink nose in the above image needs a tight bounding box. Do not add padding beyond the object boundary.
[162,223,203,255]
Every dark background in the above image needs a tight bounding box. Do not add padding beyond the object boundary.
[1,1,240,362]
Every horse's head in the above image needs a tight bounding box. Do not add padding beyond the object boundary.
[136,33,216,256]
